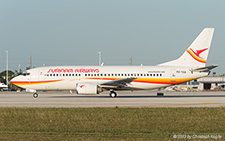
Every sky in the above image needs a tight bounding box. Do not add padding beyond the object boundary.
[0,0,225,74]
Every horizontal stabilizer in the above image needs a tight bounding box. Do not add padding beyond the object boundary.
[192,65,218,72]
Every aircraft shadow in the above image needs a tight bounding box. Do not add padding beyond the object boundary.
[52,95,225,98]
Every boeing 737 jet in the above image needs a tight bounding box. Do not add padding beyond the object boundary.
[11,28,217,98]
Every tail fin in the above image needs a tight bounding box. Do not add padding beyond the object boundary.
[158,28,214,68]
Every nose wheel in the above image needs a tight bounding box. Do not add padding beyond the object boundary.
[109,91,117,98]
[33,93,38,98]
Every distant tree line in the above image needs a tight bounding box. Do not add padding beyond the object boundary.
[0,69,22,90]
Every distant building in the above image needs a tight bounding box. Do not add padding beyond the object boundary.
[164,76,225,91]
[198,76,225,90]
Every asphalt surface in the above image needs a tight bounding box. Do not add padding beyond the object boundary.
[0,91,225,108]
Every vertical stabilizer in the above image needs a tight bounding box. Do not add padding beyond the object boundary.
[158,28,214,68]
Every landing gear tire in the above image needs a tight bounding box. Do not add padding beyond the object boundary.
[157,92,164,97]
[109,91,117,98]
[33,93,38,98]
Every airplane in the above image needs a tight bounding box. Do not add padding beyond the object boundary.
[0,83,8,91]
[10,28,217,98]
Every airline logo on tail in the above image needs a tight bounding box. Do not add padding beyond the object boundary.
[186,48,208,63]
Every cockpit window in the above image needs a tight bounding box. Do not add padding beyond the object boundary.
[21,72,30,76]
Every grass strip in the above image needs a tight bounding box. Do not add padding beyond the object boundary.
[0,107,224,140]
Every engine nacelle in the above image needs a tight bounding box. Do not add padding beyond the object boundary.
[76,83,103,95]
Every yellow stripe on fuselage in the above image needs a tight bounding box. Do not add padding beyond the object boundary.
[12,77,199,87]
[11,80,63,86]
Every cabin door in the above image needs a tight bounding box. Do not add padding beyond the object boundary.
[38,70,44,81]
[170,69,176,82]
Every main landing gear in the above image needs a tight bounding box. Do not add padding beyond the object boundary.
[109,91,117,98]
[33,93,38,98]
[157,92,164,97]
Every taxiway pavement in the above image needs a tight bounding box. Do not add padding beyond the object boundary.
[0,91,225,108]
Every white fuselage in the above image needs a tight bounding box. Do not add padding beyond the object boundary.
[11,66,208,92]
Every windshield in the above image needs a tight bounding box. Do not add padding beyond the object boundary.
[20,72,30,76]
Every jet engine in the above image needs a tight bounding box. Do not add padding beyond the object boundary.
[76,83,103,95]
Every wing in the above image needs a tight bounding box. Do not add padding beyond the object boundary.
[100,77,137,88]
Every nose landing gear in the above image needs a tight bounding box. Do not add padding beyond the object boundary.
[33,93,38,98]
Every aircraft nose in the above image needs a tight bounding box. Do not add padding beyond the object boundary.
[10,76,19,85]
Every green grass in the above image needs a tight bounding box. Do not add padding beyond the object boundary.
[0,107,224,140]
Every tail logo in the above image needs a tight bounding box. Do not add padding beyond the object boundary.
[186,48,208,63]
